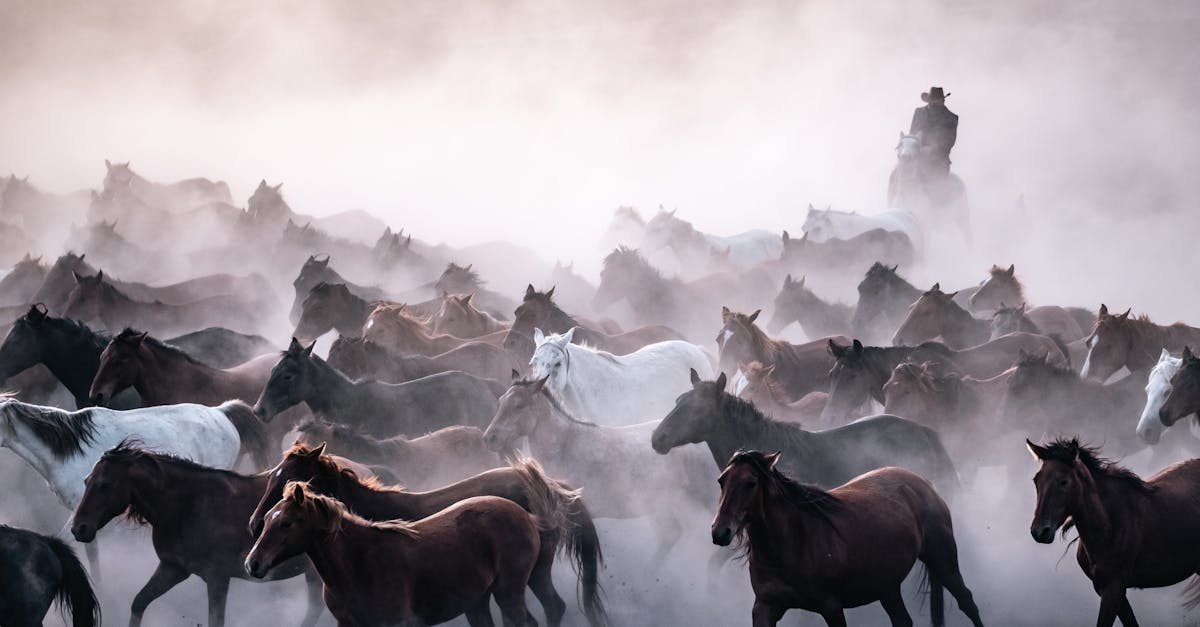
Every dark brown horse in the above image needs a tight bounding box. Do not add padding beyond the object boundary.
[1082,304,1200,382]
[504,285,682,357]
[1028,438,1200,627]
[737,361,830,424]
[718,307,846,401]
[765,274,853,337]
[247,444,608,627]
[968,264,1096,334]
[293,282,379,340]
[70,443,324,627]
[288,254,388,325]
[712,451,984,627]
[850,262,924,344]
[254,338,504,438]
[327,334,518,383]
[1157,346,1200,430]
[247,483,541,627]
[892,284,992,349]
[295,421,503,490]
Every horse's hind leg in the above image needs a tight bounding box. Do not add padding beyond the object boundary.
[751,599,787,627]
[129,562,190,627]
[526,540,565,627]
[920,530,984,627]
[464,596,497,627]
[879,587,914,627]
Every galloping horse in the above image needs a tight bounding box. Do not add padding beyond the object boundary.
[717,307,844,402]
[1082,304,1200,382]
[712,451,984,627]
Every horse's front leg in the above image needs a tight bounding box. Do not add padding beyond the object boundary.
[751,599,786,627]
[1094,581,1135,627]
[59,518,101,578]
[204,576,230,627]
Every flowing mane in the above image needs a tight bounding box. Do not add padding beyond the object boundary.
[723,449,841,552]
[439,262,484,287]
[602,246,663,281]
[116,328,207,367]
[0,399,96,459]
[1037,437,1154,494]
[283,481,420,538]
[718,391,815,461]
[988,264,1024,301]
[283,441,406,492]
[35,312,113,352]
[99,440,245,524]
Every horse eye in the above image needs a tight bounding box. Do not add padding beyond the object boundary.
[280,520,292,529]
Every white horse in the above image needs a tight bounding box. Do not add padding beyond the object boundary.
[1136,349,1200,445]
[641,208,782,271]
[529,327,713,426]
[800,204,924,252]
[0,398,258,570]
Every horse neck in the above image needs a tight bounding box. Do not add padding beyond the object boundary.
[717,401,812,470]
[338,296,372,334]
[528,394,581,462]
[135,344,222,403]
[745,481,830,566]
[943,305,990,347]
[865,348,911,401]
[42,329,106,400]
[303,360,358,416]
[125,462,194,529]
[0,413,66,486]
[1069,469,1131,552]
[335,472,417,521]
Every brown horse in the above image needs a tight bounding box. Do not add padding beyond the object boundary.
[295,421,503,490]
[248,483,542,627]
[363,302,499,355]
[712,451,984,627]
[327,334,519,383]
[1083,304,1200,382]
[738,361,829,423]
[293,282,380,340]
[1157,346,1200,429]
[765,274,853,337]
[432,292,509,338]
[718,307,846,401]
[247,444,608,627]
[892,284,992,349]
[70,443,324,627]
[0,252,47,307]
[503,285,682,357]
[968,264,1096,335]
[1028,438,1200,627]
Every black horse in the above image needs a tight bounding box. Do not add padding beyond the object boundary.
[0,524,99,627]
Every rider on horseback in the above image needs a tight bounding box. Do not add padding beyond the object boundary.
[909,86,957,178]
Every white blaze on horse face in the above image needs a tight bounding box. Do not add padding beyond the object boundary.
[722,328,734,344]
[1080,333,1098,379]
[734,373,749,396]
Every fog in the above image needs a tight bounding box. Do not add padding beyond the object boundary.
[4,1,1200,626]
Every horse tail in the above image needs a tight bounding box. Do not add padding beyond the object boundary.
[922,565,946,627]
[220,400,272,470]
[46,536,100,627]
[1048,333,1072,369]
[1182,575,1200,611]
[920,422,960,499]
[511,456,609,627]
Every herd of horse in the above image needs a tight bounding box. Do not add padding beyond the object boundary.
[1,162,1198,627]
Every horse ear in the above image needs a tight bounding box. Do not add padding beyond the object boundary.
[303,341,316,356]
[946,290,959,299]
[72,270,84,284]
[890,265,898,273]
[304,442,326,458]
[288,337,303,353]
[797,275,805,287]
[511,369,521,381]
[1006,264,1015,277]
[545,285,555,299]
[561,326,576,345]
[96,269,104,282]
[764,451,781,468]
[533,328,545,345]
[721,306,731,316]
[1026,439,1049,461]
[715,371,727,390]
[105,159,112,169]
[852,339,864,354]
[1160,348,1172,361]
[1119,308,1131,320]
[828,339,845,358]
[1018,303,1026,314]
[1098,303,1108,317]
[1184,346,1195,362]
[807,203,815,211]
[930,282,940,292]
[748,310,761,324]
[288,482,307,503]
[461,292,474,305]
[531,375,550,393]
[525,284,536,299]
[781,230,790,243]
[784,274,792,285]
[137,331,148,344]
[690,368,701,385]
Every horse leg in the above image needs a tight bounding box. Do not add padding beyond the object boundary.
[464,597,497,627]
[299,567,326,627]
[204,576,230,627]
[921,528,983,627]
[1094,581,1132,627]
[495,568,535,627]
[649,512,683,566]
[1116,596,1138,627]
[878,587,913,627]
[129,562,190,627]
[526,542,565,627]
[84,541,101,578]
[750,599,786,627]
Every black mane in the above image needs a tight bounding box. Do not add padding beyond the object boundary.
[1,400,96,459]
[728,449,841,513]
[1039,437,1154,494]
[117,328,205,367]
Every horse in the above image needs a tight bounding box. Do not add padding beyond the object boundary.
[247,483,543,627]
[968,264,1096,335]
[484,375,712,564]
[1028,437,1200,627]
[0,253,47,306]
[736,361,830,424]
[652,371,959,495]
[822,334,1068,423]
[0,524,99,627]
[504,285,683,357]
[247,444,608,627]
[0,175,88,245]
[712,451,984,627]
[103,159,232,212]
[529,327,712,426]
[362,302,492,356]
[293,282,380,340]
[887,132,969,237]
[779,229,916,279]
[1082,304,1200,382]
[545,260,601,316]
[429,262,517,321]
[801,204,923,251]
[432,292,509,338]
[1157,347,1200,435]
[164,326,277,369]
[296,421,503,490]
[717,307,845,402]
[327,334,518,384]
[63,269,269,337]
[892,283,993,349]
[1003,351,1147,456]
[765,274,853,338]
[641,207,783,271]
[288,255,388,325]
[70,444,324,627]
[0,397,265,572]
[1137,349,1200,446]
[598,205,647,253]
[989,302,1041,337]
[593,246,773,341]
[254,338,505,438]
[851,262,925,344]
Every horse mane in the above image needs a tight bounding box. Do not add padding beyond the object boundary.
[100,440,244,523]
[116,328,207,367]
[37,314,112,351]
[0,399,96,459]
[442,262,483,286]
[718,391,814,460]
[725,449,840,552]
[520,288,582,327]
[284,481,420,538]
[601,246,663,280]
[296,420,382,450]
[511,378,600,427]
[366,303,435,339]
[1038,437,1155,494]
[283,441,408,492]
[988,265,1025,300]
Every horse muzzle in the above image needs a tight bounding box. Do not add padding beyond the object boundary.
[71,522,96,543]
[1030,523,1056,544]
[711,526,733,547]
[244,554,271,579]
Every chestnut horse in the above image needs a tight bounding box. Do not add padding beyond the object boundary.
[712,451,984,627]
[364,302,506,355]
[247,444,608,627]
[736,361,830,423]
[431,292,509,339]
[1082,304,1200,382]
[1028,438,1200,627]
[967,264,1096,337]
[247,483,541,627]
[504,285,682,357]
[292,282,379,340]
[717,307,846,401]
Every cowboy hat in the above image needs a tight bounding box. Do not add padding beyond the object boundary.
[921,86,950,102]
